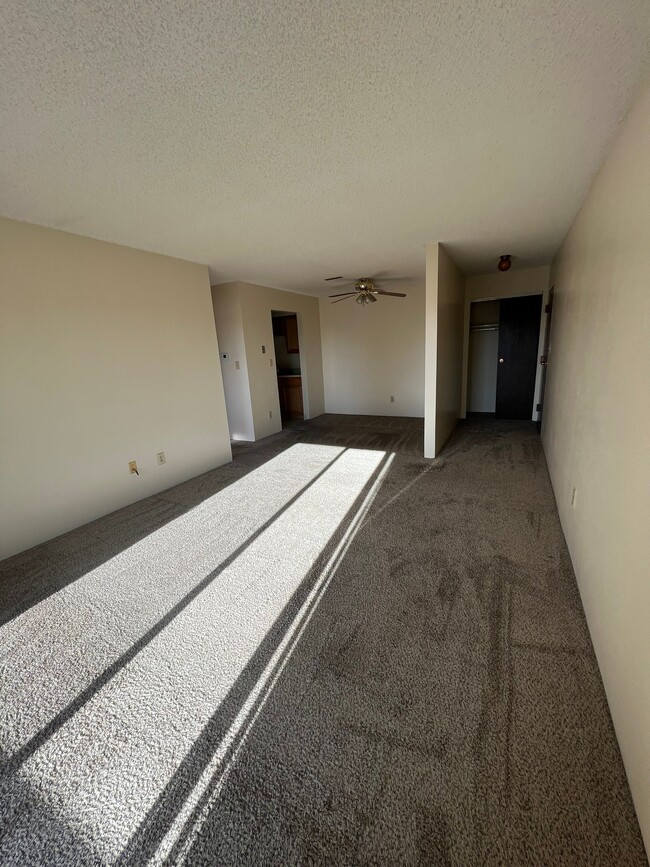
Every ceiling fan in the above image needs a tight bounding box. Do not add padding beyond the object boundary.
[325,275,407,305]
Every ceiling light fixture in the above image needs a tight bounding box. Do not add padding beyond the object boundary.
[326,275,406,306]
[498,254,512,272]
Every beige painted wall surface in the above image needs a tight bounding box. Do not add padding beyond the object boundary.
[211,283,255,441]
[319,282,425,417]
[423,243,439,457]
[541,83,650,848]
[212,282,325,441]
[461,265,551,418]
[465,265,551,304]
[0,219,232,560]
[424,243,465,457]
[435,246,466,454]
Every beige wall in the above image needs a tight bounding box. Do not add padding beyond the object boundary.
[0,218,232,560]
[435,246,466,453]
[462,265,551,418]
[212,281,325,441]
[211,283,255,441]
[319,281,425,417]
[541,83,650,847]
[423,243,439,457]
[424,243,465,457]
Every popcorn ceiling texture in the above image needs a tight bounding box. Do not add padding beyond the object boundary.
[1,1,649,289]
[0,415,645,865]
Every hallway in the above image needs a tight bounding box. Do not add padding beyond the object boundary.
[0,417,644,865]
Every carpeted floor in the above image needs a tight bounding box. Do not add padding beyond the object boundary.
[0,415,645,865]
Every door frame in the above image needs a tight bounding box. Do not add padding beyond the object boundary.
[536,285,554,432]
[270,309,309,424]
[461,283,551,422]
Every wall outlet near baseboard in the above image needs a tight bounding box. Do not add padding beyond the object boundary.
[571,487,577,508]
[389,395,395,403]
[129,460,139,475]
[157,452,166,465]
[269,410,273,419]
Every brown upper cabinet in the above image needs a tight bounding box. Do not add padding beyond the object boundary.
[284,316,299,353]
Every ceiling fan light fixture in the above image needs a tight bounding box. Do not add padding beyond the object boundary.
[328,274,407,305]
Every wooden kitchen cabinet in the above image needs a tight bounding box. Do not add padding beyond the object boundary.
[277,376,303,419]
[284,316,299,353]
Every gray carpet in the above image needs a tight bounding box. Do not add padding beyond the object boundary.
[0,415,645,866]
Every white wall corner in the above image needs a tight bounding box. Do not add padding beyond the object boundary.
[211,282,256,442]
[423,242,440,458]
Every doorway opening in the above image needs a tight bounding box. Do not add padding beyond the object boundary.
[467,294,542,420]
[271,311,303,426]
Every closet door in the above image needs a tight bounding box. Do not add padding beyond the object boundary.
[495,295,542,419]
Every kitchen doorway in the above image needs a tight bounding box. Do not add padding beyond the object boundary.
[271,311,303,425]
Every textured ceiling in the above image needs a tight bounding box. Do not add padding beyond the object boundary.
[1,1,648,294]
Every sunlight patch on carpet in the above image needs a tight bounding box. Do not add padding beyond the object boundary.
[0,444,389,863]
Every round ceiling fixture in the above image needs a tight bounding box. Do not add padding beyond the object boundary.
[498,255,512,272]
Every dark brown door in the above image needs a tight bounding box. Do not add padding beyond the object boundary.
[495,295,542,419]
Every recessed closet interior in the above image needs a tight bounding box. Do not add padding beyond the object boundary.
[467,300,500,414]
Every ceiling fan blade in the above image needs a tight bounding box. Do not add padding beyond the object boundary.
[371,275,409,283]
[328,291,358,298]
[325,276,357,282]
[376,290,406,297]
[325,276,344,281]
[331,295,356,303]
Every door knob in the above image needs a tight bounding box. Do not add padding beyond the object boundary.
[499,358,504,363]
